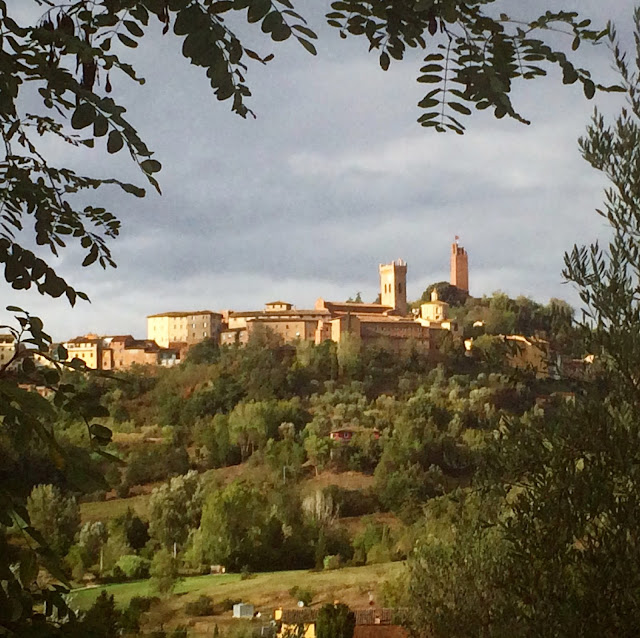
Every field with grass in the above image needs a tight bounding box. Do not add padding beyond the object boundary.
[70,561,405,615]
[80,494,151,522]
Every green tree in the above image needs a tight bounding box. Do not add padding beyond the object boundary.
[316,603,355,638]
[148,470,203,550]
[303,433,333,477]
[406,12,640,636]
[80,591,122,638]
[150,547,179,594]
[420,282,468,306]
[184,338,220,365]
[27,484,80,556]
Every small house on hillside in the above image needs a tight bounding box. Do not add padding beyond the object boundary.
[274,608,407,638]
[330,427,380,443]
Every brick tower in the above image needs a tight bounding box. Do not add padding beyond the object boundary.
[379,259,408,315]
[450,238,469,293]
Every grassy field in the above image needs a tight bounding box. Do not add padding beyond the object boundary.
[70,561,405,614]
[80,493,151,522]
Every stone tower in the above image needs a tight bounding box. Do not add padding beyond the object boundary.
[379,259,407,315]
[450,239,469,293]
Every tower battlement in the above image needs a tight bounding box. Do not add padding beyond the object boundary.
[379,259,408,315]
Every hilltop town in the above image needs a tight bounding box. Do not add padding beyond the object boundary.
[6,241,471,371]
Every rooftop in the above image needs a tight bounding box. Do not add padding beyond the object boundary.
[147,310,221,318]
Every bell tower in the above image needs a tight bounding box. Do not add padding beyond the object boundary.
[379,259,407,315]
[450,238,469,293]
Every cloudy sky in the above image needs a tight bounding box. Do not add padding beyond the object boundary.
[2,1,638,340]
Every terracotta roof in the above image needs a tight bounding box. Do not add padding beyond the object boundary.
[279,609,399,626]
[147,310,221,318]
[265,300,292,306]
[357,315,421,324]
[105,334,134,342]
[230,309,329,318]
[246,317,320,324]
[322,301,392,315]
[127,339,160,352]
[280,609,318,624]
[65,336,102,345]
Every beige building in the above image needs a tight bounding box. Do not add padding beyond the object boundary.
[416,289,460,335]
[147,310,222,348]
[63,335,106,370]
[63,334,171,370]
[221,302,330,345]
[379,259,408,315]
[0,333,17,367]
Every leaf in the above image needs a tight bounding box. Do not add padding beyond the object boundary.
[121,183,146,197]
[379,51,390,71]
[71,103,95,130]
[89,423,113,442]
[140,159,162,174]
[297,36,316,54]
[261,11,282,33]
[82,245,98,267]
[117,33,138,48]
[107,130,124,153]
[248,0,271,23]
[124,20,144,37]
[21,357,35,374]
[19,551,38,586]
[418,75,441,83]
[449,101,472,115]
[93,115,108,137]
[583,79,596,99]
[291,24,317,39]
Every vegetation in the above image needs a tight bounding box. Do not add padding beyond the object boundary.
[0,0,631,635]
[316,603,355,638]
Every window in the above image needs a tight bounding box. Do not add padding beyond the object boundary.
[203,332,207,337]
[398,283,403,293]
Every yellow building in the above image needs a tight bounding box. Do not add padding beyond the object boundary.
[416,289,460,335]
[63,335,105,370]
[147,310,222,348]
[0,333,17,368]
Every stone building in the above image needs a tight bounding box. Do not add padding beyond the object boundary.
[450,238,469,293]
[146,310,222,348]
[379,258,407,315]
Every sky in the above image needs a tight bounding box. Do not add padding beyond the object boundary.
[2,0,638,341]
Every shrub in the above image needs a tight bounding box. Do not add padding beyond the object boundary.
[185,595,214,617]
[150,548,178,594]
[115,555,151,580]
[289,586,314,606]
[366,543,392,565]
[219,598,241,612]
[323,555,341,570]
